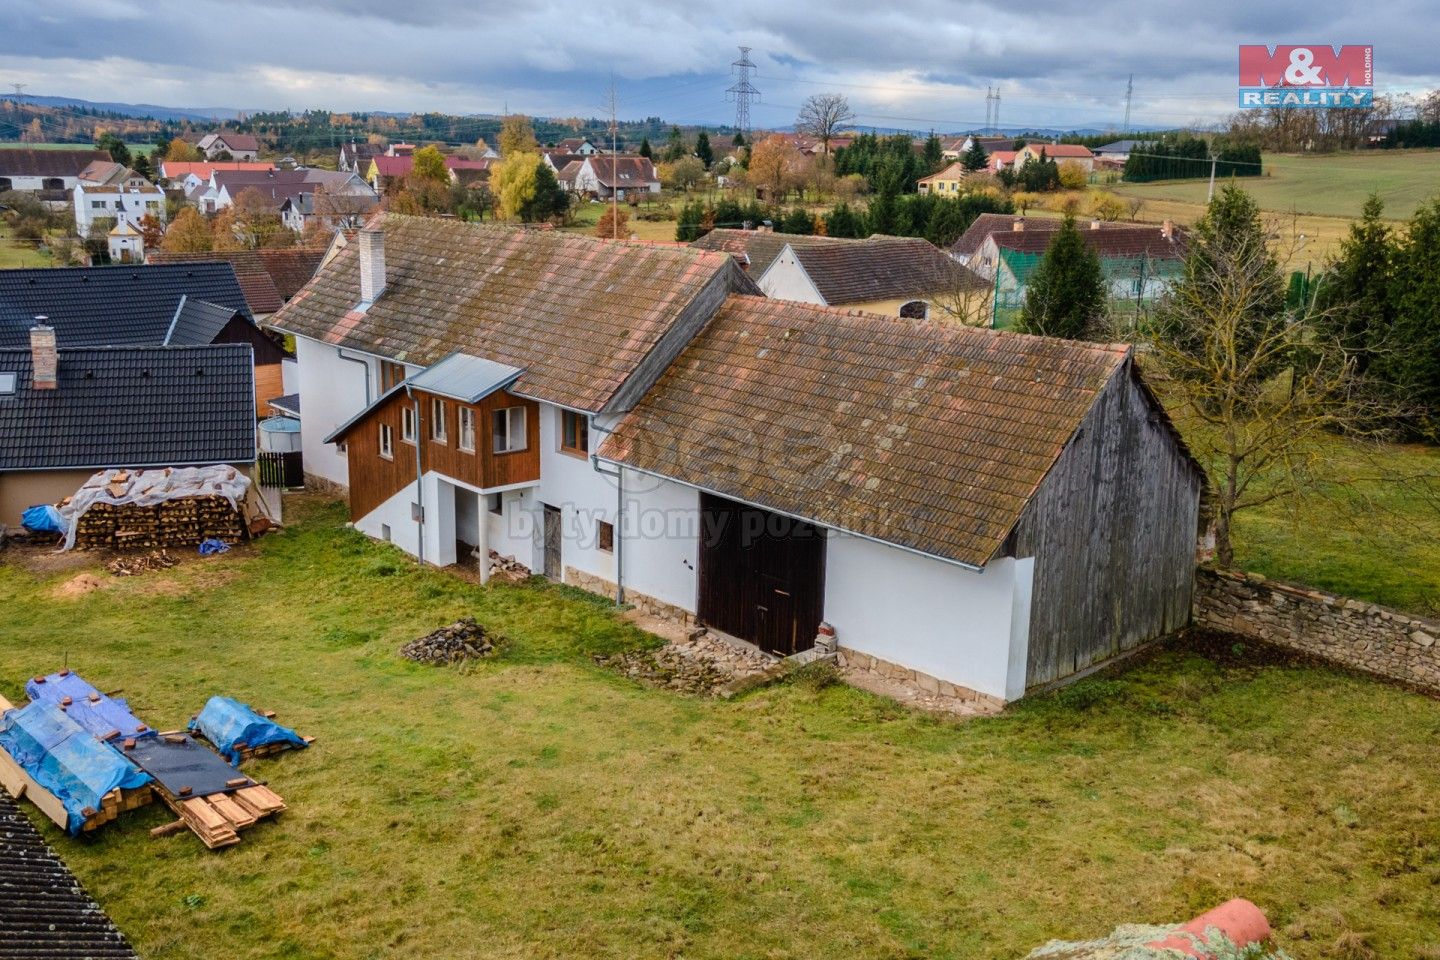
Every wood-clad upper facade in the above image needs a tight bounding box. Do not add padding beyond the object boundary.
[339,386,540,520]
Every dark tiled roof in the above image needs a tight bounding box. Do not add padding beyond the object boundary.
[993,224,1187,261]
[269,214,758,412]
[950,214,1146,258]
[0,148,109,178]
[0,263,254,349]
[0,790,139,960]
[269,392,300,416]
[0,344,257,470]
[781,236,987,304]
[165,297,244,346]
[145,250,284,315]
[599,295,1132,567]
[689,229,849,276]
[256,248,327,300]
[204,132,260,152]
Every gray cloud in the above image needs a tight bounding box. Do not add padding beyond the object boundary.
[1,0,1432,130]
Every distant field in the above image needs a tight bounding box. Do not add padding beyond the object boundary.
[0,141,151,151]
[1111,150,1440,220]
[0,223,52,268]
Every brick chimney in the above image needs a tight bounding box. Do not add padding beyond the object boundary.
[30,320,57,391]
[358,228,386,304]
[1161,218,1175,240]
[1012,217,1025,232]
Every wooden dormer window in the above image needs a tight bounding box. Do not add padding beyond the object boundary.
[561,409,589,456]
[379,360,406,392]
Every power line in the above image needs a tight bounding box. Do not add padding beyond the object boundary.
[726,46,759,138]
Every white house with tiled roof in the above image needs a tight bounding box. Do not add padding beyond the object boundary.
[72,181,165,236]
[269,214,1205,706]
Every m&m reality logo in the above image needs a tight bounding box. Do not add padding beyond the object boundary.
[1238,45,1373,108]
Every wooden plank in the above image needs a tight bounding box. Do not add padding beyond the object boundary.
[206,793,257,828]
[0,745,71,832]
[233,784,285,814]
[150,819,189,838]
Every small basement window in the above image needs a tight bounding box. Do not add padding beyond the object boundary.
[493,406,527,454]
[488,493,503,516]
[598,520,614,553]
[899,300,929,320]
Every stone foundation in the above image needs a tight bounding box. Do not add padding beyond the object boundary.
[562,566,695,627]
[1194,568,1440,694]
[301,473,347,499]
[838,647,1006,713]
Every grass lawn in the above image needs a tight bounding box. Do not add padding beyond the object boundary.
[2,497,1438,959]
[561,197,683,242]
[0,221,54,268]
[1109,151,1440,221]
[1227,439,1440,616]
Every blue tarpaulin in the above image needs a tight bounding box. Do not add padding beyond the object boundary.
[21,504,67,534]
[26,672,152,742]
[0,701,151,834]
[189,696,307,766]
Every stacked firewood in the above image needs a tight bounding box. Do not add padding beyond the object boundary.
[73,497,246,550]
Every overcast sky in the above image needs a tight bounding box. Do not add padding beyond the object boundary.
[2,0,1435,132]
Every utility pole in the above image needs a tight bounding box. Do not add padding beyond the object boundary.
[10,82,26,100]
[993,87,1001,134]
[1122,74,1133,134]
[1207,152,1218,202]
[727,46,759,139]
[607,77,620,240]
[984,86,993,132]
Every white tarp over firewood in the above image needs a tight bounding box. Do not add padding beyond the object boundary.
[57,466,264,550]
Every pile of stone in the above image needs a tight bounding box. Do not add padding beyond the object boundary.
[400,618,496,665]
[106,550,178,577]
[487,551,530,583]
[596,631,776,696]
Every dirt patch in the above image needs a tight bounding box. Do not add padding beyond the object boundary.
[50,573,110,598]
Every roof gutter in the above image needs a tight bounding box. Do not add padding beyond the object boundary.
[593,455,986,573]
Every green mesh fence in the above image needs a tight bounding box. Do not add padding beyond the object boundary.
[992,248,1184,330]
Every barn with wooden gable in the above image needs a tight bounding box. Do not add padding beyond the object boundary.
[598,296,1206,702]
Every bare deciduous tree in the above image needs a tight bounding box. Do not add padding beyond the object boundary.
[796,94,856,154]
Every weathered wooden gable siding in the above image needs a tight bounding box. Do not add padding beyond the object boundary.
[1011,360,1202,688]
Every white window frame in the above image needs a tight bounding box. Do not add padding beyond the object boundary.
[458,407,476,453]
[429,397,447,443]
[401,405,417,444]
[492,406,527,454]
[379,422,394,460]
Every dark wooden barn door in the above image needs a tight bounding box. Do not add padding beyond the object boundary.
[697,494,826,657]
[542,504,562,580]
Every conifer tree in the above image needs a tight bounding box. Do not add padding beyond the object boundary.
[1017,216,1106,339]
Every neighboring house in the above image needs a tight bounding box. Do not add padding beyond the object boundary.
[571,156,660,199]
[386,143,416,157]
[942,135,1013,159]
[689,228,854,276]
[107,219,144,263]
[0,328,257,525]
[198,170,377,232]
[597,296,1204,701]
[279,189,380,233]
[197,132,261,161]
[145,247,327,320]
[969,219,1188,309]
[158,160,275,195]
[1016,142,1096,172]
[556,137,599,155]
[72,182,165,236]
[950,213,1142,266]
[364,155,493,192]
[554,160,584,193]
[268,214,1204,705]
[987,150,1019,172]
[0,149,110,201]
[916,161,972,195]
[1092,139,1148,163]
[542,150,584,173]
[0,262,284,411]
[338,141,382,173]
[76,160,149,188]
[756,235,989,319]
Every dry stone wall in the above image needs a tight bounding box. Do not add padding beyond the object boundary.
[1194,568,1439,693]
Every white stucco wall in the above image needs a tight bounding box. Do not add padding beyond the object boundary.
[756,250,826,304]
[823,533,1033,701]
[618,471,701,613]
[355,474,421,556]
[295,336,372,488]
[535,404,618,584]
